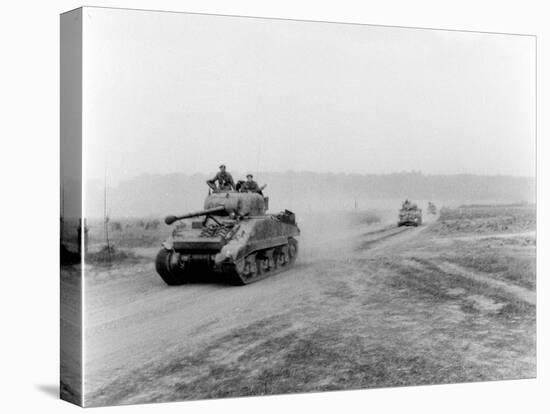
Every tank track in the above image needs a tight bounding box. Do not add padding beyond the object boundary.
[155,237,298,286]
[155,248,190,285]
[222,237,298,285]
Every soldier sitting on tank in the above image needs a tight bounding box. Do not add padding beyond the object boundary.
[240,174,267,195]
[206,164,235,192]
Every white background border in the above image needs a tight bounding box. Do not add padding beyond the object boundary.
[0,1,546,413]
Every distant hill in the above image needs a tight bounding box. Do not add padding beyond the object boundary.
[84,171,535,218]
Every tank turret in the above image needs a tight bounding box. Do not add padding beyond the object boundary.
[164,192,268,225]
[155,191,299,286]
[203,192,267,216]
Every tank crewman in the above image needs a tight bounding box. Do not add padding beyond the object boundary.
[206,164,235,192]
[241,174,267,195]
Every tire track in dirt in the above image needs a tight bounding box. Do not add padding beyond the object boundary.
[440,231,536,242]
[369,221,536,307]
[357,226,410,250]
[358,223,432,255]
[434,261,535,306]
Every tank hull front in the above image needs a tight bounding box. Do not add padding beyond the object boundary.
[398,210,422,227]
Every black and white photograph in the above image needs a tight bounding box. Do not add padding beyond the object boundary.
[4,1,549,413]
[58,5,539,408]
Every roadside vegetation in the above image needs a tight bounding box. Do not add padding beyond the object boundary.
[431,204,535,235]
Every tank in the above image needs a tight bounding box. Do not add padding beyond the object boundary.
[398,200,422,227]
[155,192,300,285]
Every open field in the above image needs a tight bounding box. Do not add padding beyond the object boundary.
[61,204,536,406]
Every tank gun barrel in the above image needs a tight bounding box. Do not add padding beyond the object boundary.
[165,206,226,225]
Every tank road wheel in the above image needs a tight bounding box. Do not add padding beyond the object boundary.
[262,249,276,272]
[155,249,187,285]
[276,245,289,267]
[225,254,258,285]
[288,238,298,264]
[269,249,278,270]
[243,254,258,280]
[256,251,267,274]
[227,241,298,285]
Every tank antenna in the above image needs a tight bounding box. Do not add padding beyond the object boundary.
[256,141,261,181]
[103,164,112,263]
[61,178,65,236]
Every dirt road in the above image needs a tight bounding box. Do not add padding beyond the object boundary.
[76,210,535,406]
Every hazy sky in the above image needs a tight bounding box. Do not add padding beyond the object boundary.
[82,7,535,184]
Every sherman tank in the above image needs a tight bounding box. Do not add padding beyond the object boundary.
[155,192,300,285]
[398,200,422,227]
